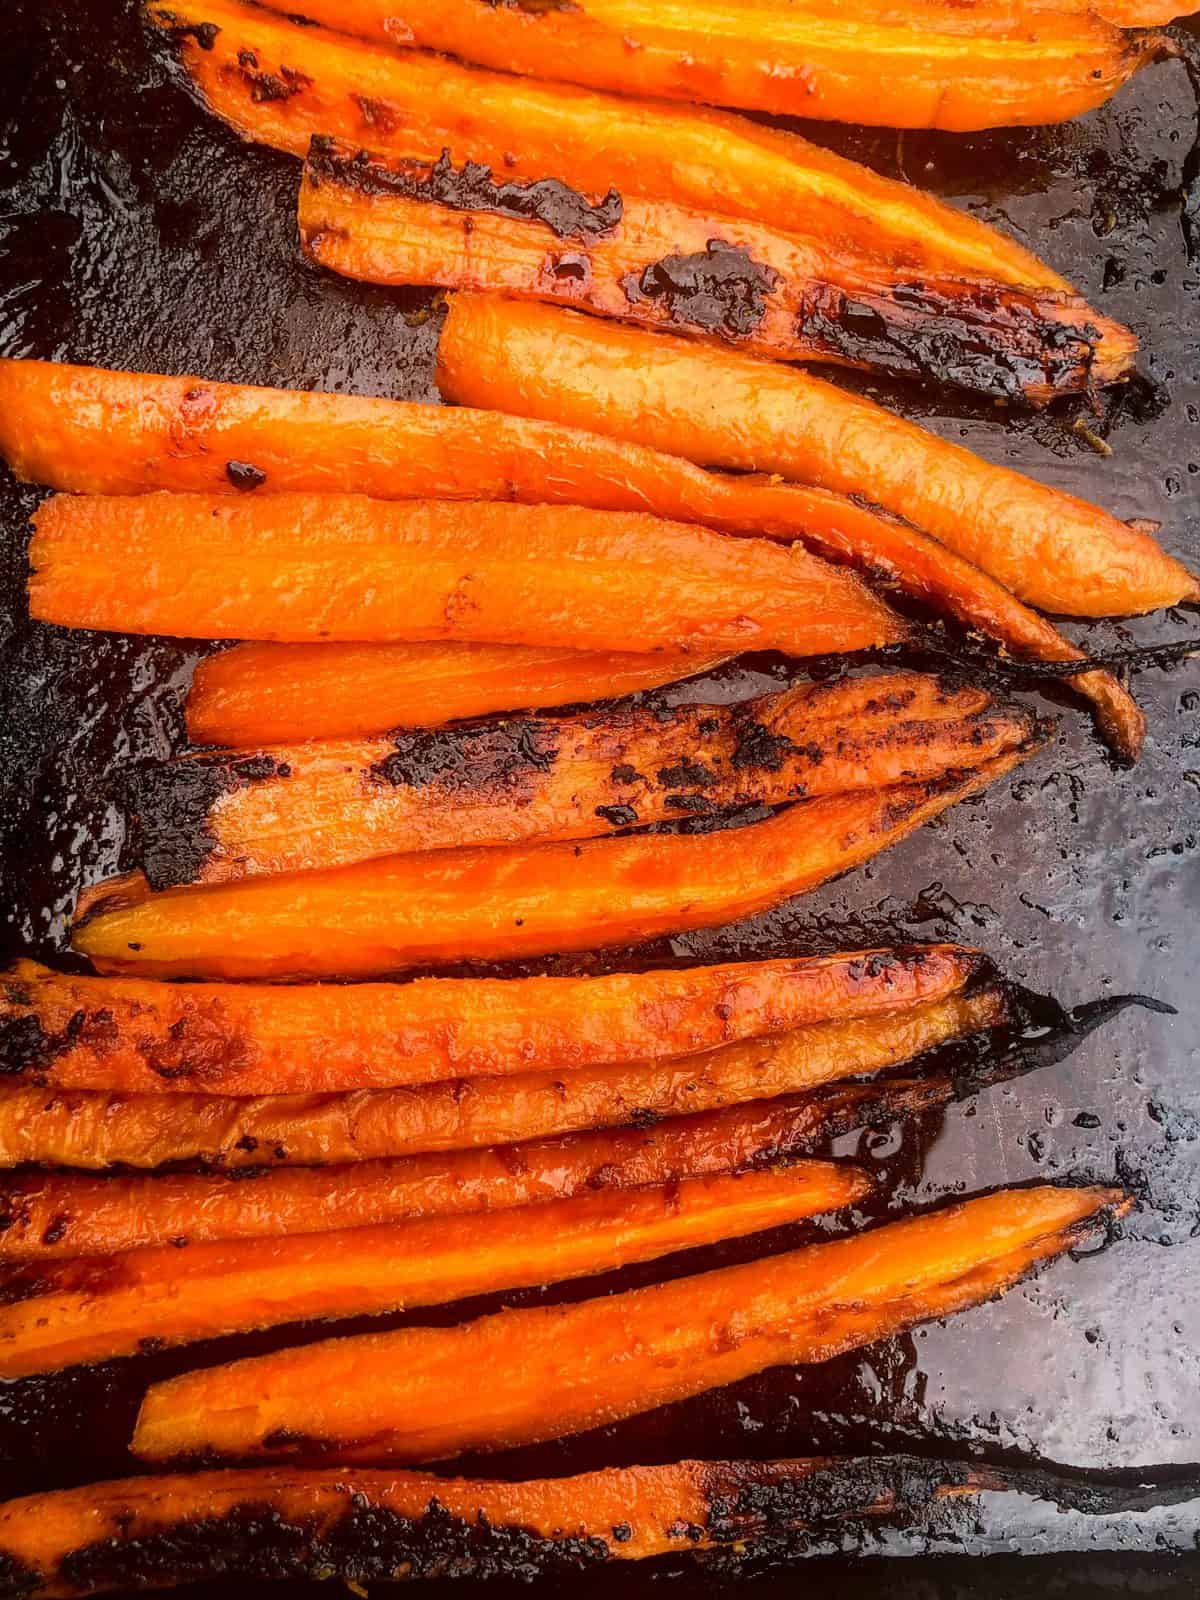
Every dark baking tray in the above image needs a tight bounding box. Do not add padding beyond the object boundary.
[2,0,1200,1593]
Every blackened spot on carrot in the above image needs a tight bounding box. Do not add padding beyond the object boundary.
[665,793,714,815]
[225,460,267,491]
[730,720,797,774]
[549,253,591,283]
[40,1215,69,1247]
[353,94,398,134]
[0,1253,130,1308]
[307,139,622,243]
[657,760,715,789]
[123,754,289,890]
[154,13,220,50]
[373,720,559,794]
[622,240,781,338]
[610,763,645,786]
[596,804,639,827]
[484,0,581,12]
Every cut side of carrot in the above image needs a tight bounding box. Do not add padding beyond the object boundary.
[438,297,1199,622]
[299,141,1134,402]
[0,1164,870,1375]
[29,492,904,654]
[146,0,1068,287]
[131,1185,1130,1464]
[0,1093,910,1259]
[247,0,1159,131]
[0,1456,989,1599]
[130,674,1038,887]
[71,754,1038,980]
[0,944,982,1094]
[0,989,1006,1169]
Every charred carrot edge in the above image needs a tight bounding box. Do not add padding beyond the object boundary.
[0,1164,871,1375]
[29,492,904,656]
[0,990,1006,1169]
[299,140,1135,403]
[71,754,1038,980]
[133,675,1038,888]
[0,1090,934,1259]
[439,297,1198,624]
[248,0,1160,131]
[131,1185,1130,1463]
[0,360,1131,752]
[0,1456,994,1599]
[0,943,982,1094]
[146,0,1068,289]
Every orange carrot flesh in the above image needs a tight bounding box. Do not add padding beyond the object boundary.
[0,1093,917,1259]
[0,944,981,1094]
[439,296,1199,621]
[131,1185,1129,1463]
[0,1164,870,1376]
[133,675,1037,887]
[71,756,1037,980]
[248,0,1156,131]
[146,0,1067,287]
[29,492,903,655]
[0,990,1006,1169]
[0,1457,988,1599]
[298,143,1133,403]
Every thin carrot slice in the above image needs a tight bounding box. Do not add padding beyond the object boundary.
[145,0,1067,287]
[131,675,1037,887]
[131,1185,1130,1464]
[0,1164,870,1375]
[0,1457,992,1599]
[28,492,904,654]
[298,143,1134,403]
[438,297,1199,622]
[0,1091,931,1259]
[246,0,1160,131]
[0,989,1006,1169]
[0,943,982,1094]
[71,755,1038,980]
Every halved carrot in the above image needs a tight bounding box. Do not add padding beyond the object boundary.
[71,755,1038,980]
[0,989,1006,1169]
[0,360,1134,752]
[132,675,1037,887]
[0,1092,918,1259]
[0,1164,870,1375]
[146,0,1067,287]
[0,944,981,1094]
[29,492,904,654]
[247,0,1161,131]
[131,1185,1130,1463]
[299,143,1134,403]
[438,297,1199,622]
[0,1457,989,1599]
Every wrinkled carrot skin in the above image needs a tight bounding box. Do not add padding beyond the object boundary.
[0,991,1005,1169]
[440,299,1199,623]
[30,492,903,655]
[0,360,1128,751]
[0,1458,985,1600]
[0,1165,870,1375]
[0,945,980,1094]
[132,1185,1128,1464]
[149,0,1065,288]
[137,676,1036,887]
[72,755,1036,980]
[251,0,1157,131]
[0,1094,908,1259]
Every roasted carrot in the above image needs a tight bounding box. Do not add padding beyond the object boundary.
[440,297,1198,621]
[0,944,981,1094]
[299,143,1134,403]
[71,756,1037,979]
[0,1092,925,1259]
[131,1185,1129,1463]
[247,0,1163,131]
[0,1457,992,1598]
[29,492,903,654]
[0,360,1134,752]
[146,0,1066,288]
[0,1164,870,1375]
[0,989,1006,1169]
[131,675,1037,887]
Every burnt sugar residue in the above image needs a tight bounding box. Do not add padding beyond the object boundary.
[151,10,221,50]
[124,754,287,890]
[796,280,1103,400]
[483,0,581,12]
[224,459,267,490]
[622,240,782,338]
[231,50,312,107]
[371,720,561,795]
[307,139,623,243]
